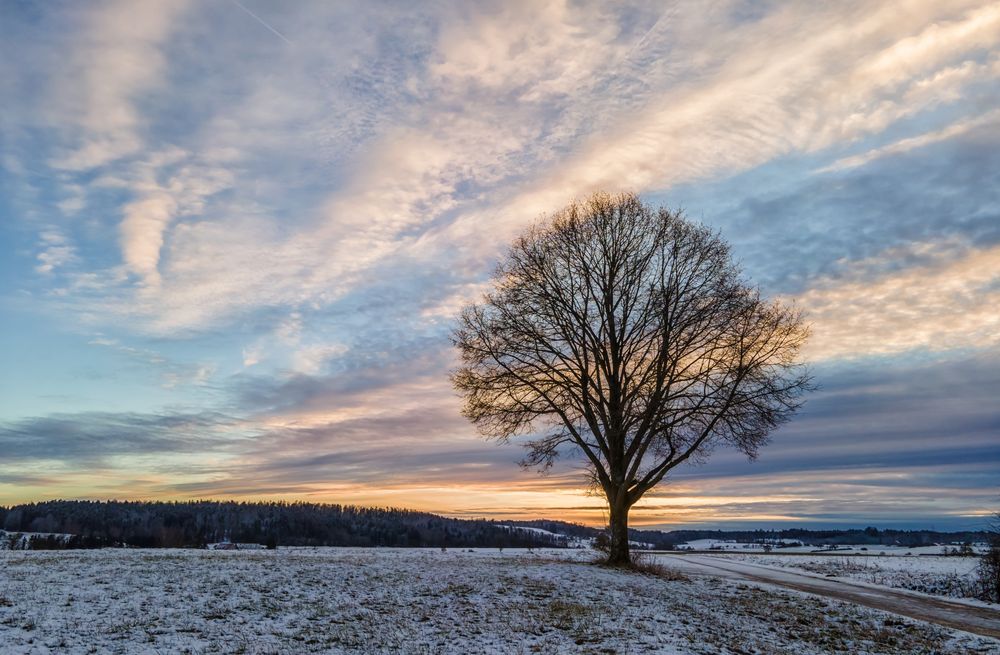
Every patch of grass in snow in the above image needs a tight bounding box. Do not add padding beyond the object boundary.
[106,617,152,635]
[711,586,953,654]
[201,609,230,620]
[628,552,691,581]
[546,598,598,630]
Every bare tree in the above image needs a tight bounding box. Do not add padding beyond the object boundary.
[452,192,812,565]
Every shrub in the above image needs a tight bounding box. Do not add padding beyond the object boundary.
[977,541,1000,603]
[977,513,1000,603]
[591,531,611,556]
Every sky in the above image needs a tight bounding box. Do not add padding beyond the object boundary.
[1,0,998,531]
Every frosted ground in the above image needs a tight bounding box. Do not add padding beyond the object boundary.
[707,552,987,602]
[677,538,989,556]
[2,548,999,654]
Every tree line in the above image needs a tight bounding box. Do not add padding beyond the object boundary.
[3,500,986,551]
[0,500,570,549]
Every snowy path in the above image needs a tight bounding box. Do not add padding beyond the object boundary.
[656,553,1000,639]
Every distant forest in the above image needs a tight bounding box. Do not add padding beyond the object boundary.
[0,500,568,549]
[0,500,989,550]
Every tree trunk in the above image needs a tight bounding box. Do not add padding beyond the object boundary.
[607,496,631,566]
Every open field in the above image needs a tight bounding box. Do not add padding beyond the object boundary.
[675,539,990,555]
[702,552,988,602]
[1,548,999,654]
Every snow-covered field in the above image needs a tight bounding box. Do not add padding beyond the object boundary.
[1,548,997,654]
[707,552,991,603]
[497,525,593,548]
[676,539,987,555]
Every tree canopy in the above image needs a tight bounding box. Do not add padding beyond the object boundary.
[453,192,812,564]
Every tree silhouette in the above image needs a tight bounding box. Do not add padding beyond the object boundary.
[452,192,812,565]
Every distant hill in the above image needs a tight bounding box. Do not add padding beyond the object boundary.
[0,501,989,550]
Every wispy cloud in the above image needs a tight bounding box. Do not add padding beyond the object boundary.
[817,105,1000,173]
[797,241,1000,360]
[0,411,239,464]
[49,0,191,171]
[87,335,217,389]
[34,228,77,275]
[19,1,997,339]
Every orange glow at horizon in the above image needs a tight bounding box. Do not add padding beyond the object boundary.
[5,471,975,528]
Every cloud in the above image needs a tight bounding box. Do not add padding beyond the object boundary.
[242,346,261,368]
[289,344,348,376]
[0,411,239,464]
[87,334,217,389]
[797,241,1000,360]
[34,228,77,275]
[10,0,993,341]
[642,354,1000,528]
[428,1,627,98]
[0,351,995,528]
[116,150,234,284]
[231,334,453,418]
[50,0,191,171]
[817,105,1000,172]
[435,1,999,233]
[689,353,1000,467]
[661,114,1000,298]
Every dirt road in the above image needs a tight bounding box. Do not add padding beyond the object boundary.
[655,553,1000,639]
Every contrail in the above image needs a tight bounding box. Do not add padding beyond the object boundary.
[622,3,677,65]
[230,0,292,45]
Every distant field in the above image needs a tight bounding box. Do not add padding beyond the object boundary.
[1,548,997,654]
[674,538,990,556]
[708,552,989,602]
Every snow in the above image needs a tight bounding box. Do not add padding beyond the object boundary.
[498,525,652,549]
[674,539,989,555]
[497,525,591,548]
[205,542,266,551]
[650,552,1000,647]
[679,538,805,551]
[702,552,993,604]
[1,548,997,654]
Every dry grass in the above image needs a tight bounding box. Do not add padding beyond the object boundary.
[627,551,691,581]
